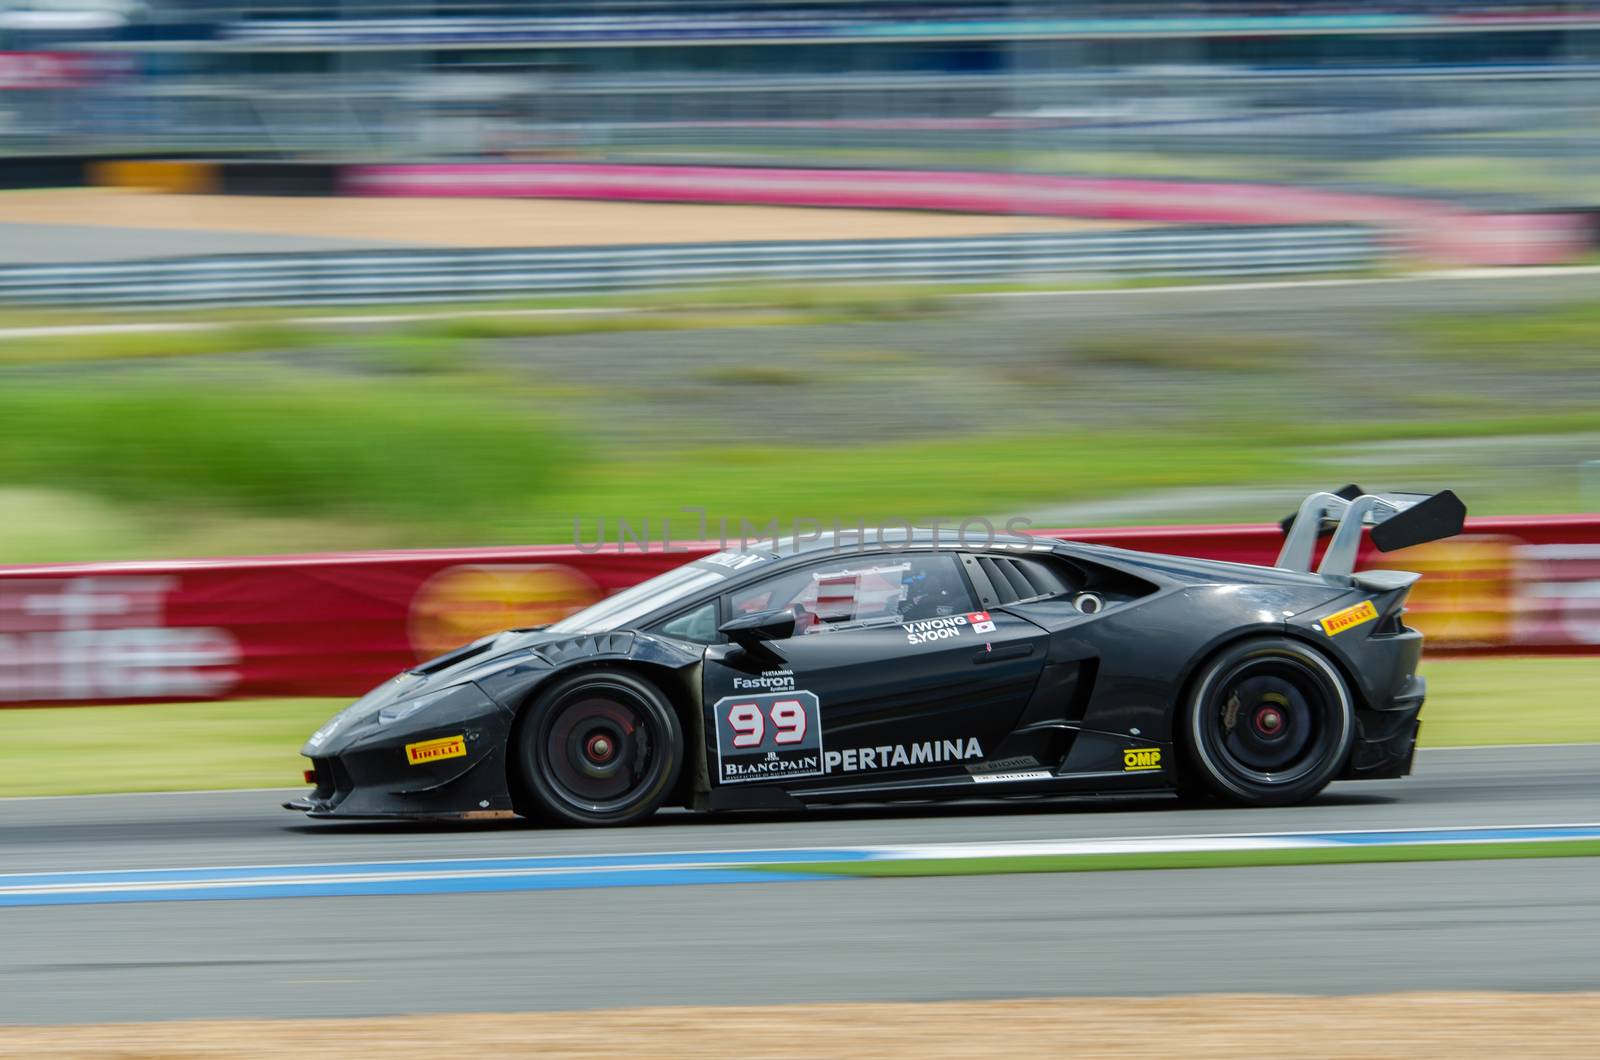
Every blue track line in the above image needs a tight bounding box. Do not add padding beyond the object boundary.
[0,847,871,890]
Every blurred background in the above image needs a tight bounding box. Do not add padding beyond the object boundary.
[0,0,1598,566]
[0,0,1594,762]
[1,0,1599,192]
[1,5,1599,1052]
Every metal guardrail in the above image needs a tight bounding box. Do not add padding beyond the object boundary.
[0,226,1378,307]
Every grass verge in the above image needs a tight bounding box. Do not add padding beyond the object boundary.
[1418,656,1600,746]
[0,281,967,347]
[4,279,1600,562]
[527,410,1600,547]
[0,656,1592,798]
[0,373,573,525]
[0,323,344,365]
[0,699,341,796]
[4,407,1597,564]
[770,839,1600,880]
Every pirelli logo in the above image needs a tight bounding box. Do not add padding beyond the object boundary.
[1123,748,1162,772]
[405,735,467,766]
[1320,600,1379,637]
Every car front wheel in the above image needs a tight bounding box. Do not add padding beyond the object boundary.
[513,670,683,827]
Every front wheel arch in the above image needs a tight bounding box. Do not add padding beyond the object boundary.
[506,659,703,813]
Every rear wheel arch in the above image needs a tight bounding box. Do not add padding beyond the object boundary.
[1172,625,1369,736]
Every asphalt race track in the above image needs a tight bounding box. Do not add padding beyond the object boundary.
[1,745,1597,1023]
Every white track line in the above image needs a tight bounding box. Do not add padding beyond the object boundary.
[0,306,629,342]
[5,823,1598,902]
[970,265,1600,301]
[7,822,1598,883]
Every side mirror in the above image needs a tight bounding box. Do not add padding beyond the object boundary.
[719,607,796,649]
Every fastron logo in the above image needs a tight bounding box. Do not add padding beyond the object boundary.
[732,670,796,691]
[825,737,982,773]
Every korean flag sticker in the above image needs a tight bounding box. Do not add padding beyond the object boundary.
[967,610,996,634]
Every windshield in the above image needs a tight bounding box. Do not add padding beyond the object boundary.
[546,564,725,634]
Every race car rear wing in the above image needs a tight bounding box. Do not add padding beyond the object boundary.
[1276,486,1466,579]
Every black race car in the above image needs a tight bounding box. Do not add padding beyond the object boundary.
[287,488,1465,826]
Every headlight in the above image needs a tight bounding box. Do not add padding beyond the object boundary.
[377,686,461,725]
[306,699,370,749]
[306,678,451,749]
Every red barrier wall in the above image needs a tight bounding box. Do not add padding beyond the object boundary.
[341,163,1592,266]
[344,162,1443,226]
[0,515,1595,706]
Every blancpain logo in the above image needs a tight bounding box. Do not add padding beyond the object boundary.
[723,754,821,779]
[825,738,983,773]
[732,670,795,691]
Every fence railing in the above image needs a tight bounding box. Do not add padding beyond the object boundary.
[0,226,1378,307]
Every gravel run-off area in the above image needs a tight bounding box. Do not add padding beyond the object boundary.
[3,994,1596,1059]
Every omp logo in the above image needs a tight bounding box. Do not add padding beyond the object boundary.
[405,735,467,766]
[1321,600,1379,637]
[1123,748,1162,772]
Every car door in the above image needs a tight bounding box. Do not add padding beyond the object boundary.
[702,550,1047,789]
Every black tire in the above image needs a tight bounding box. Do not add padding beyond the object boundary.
[513,670,683,827]
[1180,637,1355,807]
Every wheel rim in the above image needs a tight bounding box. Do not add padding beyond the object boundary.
[539,683,665,815]
[1202,654,1341,786]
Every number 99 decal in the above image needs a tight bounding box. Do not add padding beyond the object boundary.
[713,690,824,784]
[728,698,809,747]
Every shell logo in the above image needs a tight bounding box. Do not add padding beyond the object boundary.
[407,564,603,661]
[1376,536,1515,649]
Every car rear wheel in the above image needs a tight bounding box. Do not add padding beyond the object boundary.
[514,670,682,827]
[1180,637,1355,807]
